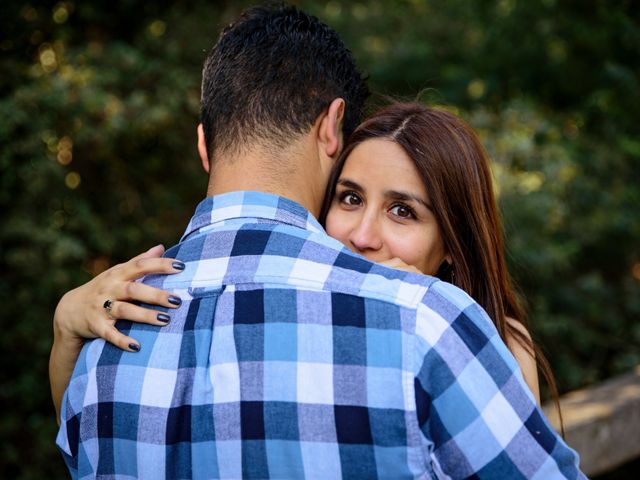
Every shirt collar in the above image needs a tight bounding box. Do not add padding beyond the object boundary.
[180,191,325,242]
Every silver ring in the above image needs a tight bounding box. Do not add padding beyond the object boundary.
[103,299,114,314]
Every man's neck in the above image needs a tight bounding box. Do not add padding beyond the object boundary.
[206,148,326,218]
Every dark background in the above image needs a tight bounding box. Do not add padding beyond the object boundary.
[1,1,638,477]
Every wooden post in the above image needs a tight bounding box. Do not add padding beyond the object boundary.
[543,364,640,476]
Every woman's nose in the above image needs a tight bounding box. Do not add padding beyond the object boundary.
[348,215,383,252]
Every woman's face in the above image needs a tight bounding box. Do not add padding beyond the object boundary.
[325,138,449,275]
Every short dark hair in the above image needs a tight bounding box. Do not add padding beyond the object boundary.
[200,3,369,160]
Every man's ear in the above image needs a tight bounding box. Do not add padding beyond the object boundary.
[319,98,345,158]
[197,123,210,174]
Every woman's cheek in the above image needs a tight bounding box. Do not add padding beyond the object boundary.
[387,228,433,274]
[325,209,348,243]
[384,229,417,264]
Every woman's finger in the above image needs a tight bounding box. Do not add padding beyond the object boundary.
[379,257,423,274]
[117,256,186,281]
[379,257,404,268]
[95,321,142,353]
[108,300,173,326]
[115,281,182,309]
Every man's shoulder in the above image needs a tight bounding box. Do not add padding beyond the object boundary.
[414,279,501,354]
[147,222,441,310]
[145,222,498,341]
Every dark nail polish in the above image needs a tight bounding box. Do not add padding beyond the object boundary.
[129,343,140,352]
[168,295,182,306]
[157,313,171,323]
[172,261,185,271]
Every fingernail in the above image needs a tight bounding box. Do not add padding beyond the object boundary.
[168,295,182,306]
[157,313,171,323]
[172,261,185,271]
[129,343,141,352]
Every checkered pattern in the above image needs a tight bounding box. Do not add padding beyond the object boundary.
[57,191,584,479]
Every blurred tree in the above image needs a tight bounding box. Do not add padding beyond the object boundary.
[1,0,638,477]
[309,0,640,392]
[1,1,224,477]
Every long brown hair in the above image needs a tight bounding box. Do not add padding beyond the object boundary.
[320,102,563,432]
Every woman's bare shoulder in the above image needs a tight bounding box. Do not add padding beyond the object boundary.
[505,316,541,404]
[506,316,533,342]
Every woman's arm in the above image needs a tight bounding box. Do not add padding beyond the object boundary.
[50,292,88,425]
[50,245,184,423]
[505,317,541,404]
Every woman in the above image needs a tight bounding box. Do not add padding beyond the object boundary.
[52,102,559,414]
[321,103,561,408]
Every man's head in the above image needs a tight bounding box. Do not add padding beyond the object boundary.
[199,4,369,163]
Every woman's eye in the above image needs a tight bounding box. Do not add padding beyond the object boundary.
[390,204,415,219]
[339,192,362,206]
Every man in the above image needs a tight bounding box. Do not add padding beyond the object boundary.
[56,4,584,478]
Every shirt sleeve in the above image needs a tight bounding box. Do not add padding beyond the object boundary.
[413,281,585,479]
[55,337,105,479]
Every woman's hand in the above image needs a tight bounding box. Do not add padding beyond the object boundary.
[50,244,185,423]
[53,244,185,352]
[379,257,424,275]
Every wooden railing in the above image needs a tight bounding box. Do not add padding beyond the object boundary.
[543,364,640,477]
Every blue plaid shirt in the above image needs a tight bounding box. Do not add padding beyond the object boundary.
[57,191,584,479]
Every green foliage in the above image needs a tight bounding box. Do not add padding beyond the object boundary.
[1,1,638,477]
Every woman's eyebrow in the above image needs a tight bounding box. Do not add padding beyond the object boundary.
[385,190,431,209]
[336,178,364,192]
